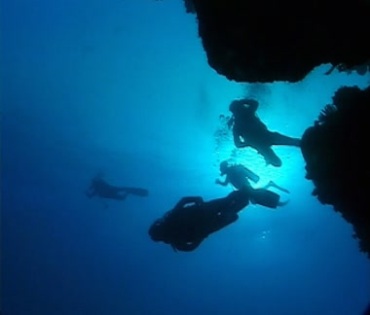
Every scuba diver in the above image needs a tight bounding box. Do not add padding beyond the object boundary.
[228,98,301,167]
[148,190,250,252]
[215,160,289,209]
[86,173,149,202]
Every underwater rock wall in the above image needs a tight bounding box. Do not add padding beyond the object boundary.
[183,0,370,82]
[181,0,370,258]
[301,86,370,258]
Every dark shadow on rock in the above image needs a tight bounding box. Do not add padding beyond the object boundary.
[183,0,370,82]
[301,86,370,258]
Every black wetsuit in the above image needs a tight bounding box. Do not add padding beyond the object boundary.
[230,99,301,167]
[149,190,250,251]
[223,165,281,209]
[86,177,149,200]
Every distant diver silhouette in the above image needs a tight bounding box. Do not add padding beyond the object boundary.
[86,173,149,205]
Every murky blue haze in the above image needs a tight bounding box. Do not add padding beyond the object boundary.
[2,0,370,314]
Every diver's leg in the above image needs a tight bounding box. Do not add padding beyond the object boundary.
[107,186,129,200]
[264,181,290,194]
[207,211,238,234]
[115,187,128,193]
[116,187,149,197]
[249,188,287,209]
[278,199,289,207]
[116,191,129,200]
[269,132,301,147]
[258,146,282,167]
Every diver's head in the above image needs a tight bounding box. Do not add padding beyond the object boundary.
[243,98,259,107]
[229,98,258,113]
[220,160,230,175]
[229,100,242,113]
[148,219,166,242]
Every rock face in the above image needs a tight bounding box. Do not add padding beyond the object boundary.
[181,0,370,258]
[301,86,370,258]
[183,0,370,82]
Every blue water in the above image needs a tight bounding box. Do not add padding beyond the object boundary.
[2,0,370,314]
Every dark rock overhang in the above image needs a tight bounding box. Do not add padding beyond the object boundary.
[183,0,370,82]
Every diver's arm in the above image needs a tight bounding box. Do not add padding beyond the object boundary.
[233,131,248,148]
[215,177,229,186]
[175,197,204,209]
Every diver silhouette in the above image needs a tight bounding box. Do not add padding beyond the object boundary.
[148,190,249,252]
[216,160,289,208]
[228,98,301,167]
[86,173,149,204]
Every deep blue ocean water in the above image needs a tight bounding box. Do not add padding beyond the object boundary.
[2,0,370,314]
